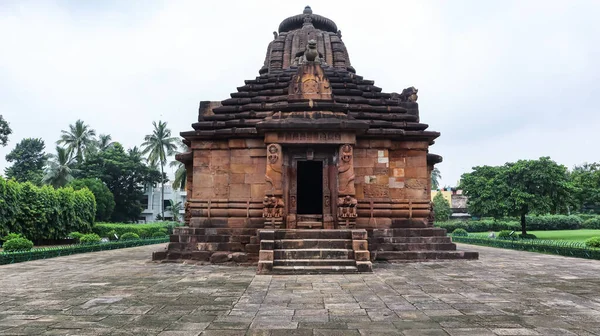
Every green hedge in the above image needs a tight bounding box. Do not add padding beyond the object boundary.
[452,236,600,260]
[92,222,179,238]
[436,215,583,232]
[582,218,600,229]
[0,177,96,241]
[0,237,168,265]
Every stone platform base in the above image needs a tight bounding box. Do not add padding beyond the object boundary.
[368,228,479,262]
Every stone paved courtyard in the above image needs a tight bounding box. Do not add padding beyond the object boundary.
[1,244,600,335]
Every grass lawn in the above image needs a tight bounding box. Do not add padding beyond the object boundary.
[472,230,600,242]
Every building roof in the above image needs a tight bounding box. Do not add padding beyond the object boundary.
[181,6,440,145]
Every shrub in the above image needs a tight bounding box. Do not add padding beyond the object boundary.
[498,230,516,239]
[79,233,102,244]
[585,237,600,248]
[107,230,119,241]
[519,233,537,240]
[525,215,582,231]
[2,233,23,242]
[120,232,140,240]
[68,178,115,222]
[582,218,600,229]
[138,229,150,238]
[93,223,172,238]
[451,228,468,237]
[0,177,95,241]
[70,232,84,241]
[2,237,34,251]
[152,231,167,238]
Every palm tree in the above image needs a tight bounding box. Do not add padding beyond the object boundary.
[141,121,178,219]
[96,134,114,151]
[57,119,96,163]
[42,146,76,188]
[431,167,442,190]
[167,200,183,222]
[170,139,189,190]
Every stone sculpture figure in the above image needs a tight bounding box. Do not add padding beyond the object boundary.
[292,39,325,65]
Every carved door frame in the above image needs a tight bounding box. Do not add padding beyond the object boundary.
[283,147,337,229]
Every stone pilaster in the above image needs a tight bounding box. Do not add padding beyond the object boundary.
[337,144,357,228]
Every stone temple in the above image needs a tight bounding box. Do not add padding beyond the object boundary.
[153,6,478,273]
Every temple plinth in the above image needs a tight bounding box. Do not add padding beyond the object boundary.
[152,6,478,273]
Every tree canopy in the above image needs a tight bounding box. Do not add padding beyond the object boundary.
[76,143,162,222]
[570,163,600,213]
[432,192,451,222]
[460,157,574,234]
[42,146,76,188]
[431,167,441,190]
[0,115,11,147]
[5,138,47,185]
[68,178,115,222]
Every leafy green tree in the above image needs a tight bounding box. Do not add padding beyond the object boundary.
[431,167,441,190]
[4,138,47,184]
[0,115,11,147]
[141,121,178,219]
[77,143,162,222]
[68,178,115,222]
[570,163,600,213]
[461,157,574,234]
[42,146,76,188]
[432,192,451,222]
[57,119,96,163]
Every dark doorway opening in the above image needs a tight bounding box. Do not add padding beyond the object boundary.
[297,161,323,215]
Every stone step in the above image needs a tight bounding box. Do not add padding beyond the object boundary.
[274,248,353,260]
[371,236,452,244]
[374,243,457,251]
[274,239,353,249]
[271,265,358,274]
[273,259,356,266]
[373,250,479,261]
[370,228,448,238]
[296,221,323,229]
[273,229,352,240]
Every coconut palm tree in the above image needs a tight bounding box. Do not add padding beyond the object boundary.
[42,146,76,188]
[170,140,188,190]
[431,167,442,190]
[57,119,96,163]
[96,134,114,151]
[141,121,178,219]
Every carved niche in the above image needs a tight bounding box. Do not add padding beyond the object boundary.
[288,59,332,100]
[337,144,357,226]
[264,144,284,225]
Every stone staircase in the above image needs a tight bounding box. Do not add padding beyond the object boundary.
[369,228,479,261]
[257,229,373,274]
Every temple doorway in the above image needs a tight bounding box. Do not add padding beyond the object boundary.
[296,160,323,215]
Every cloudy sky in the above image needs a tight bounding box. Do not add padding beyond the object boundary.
[1,0,599,187]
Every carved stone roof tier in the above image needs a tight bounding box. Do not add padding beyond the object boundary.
[181,6,440,144]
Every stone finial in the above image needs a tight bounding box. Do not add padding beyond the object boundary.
[303,5,313,14]
[337,30,342,38]
[273,31,278,39]
[304,39,319,62]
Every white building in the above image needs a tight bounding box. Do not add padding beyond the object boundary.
[139,185,186,223]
